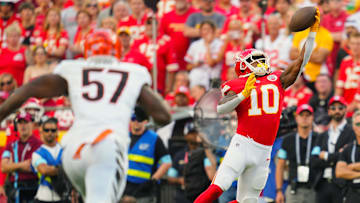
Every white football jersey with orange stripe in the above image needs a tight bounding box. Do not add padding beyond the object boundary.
[53,56,151,144]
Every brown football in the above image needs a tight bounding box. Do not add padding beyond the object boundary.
[289,7,317,32]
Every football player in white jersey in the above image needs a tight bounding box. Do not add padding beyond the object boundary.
[0,29,171,203]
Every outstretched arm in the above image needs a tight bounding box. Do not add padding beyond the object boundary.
[0,74,68,121]
[280,8,320,89]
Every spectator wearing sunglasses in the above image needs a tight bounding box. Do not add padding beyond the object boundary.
[123,106,171,203]
[311,96,355,203]
[336,110,360,203]
[32,117,64,203]
[83,0,100,27]
[0,73,17,94]
[1,112,42,202]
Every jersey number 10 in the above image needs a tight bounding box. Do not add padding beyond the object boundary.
[82,69,129,103]
[248,84,280,116]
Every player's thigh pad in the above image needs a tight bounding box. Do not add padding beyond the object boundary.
[85,133,128,203]
[62,141,88,197]
[213,135,247,191]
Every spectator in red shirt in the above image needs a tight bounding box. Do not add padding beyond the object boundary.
[283,76,314,109]
[336,32,360,116]
[214,0,239,17]
[0,23,28,86]
[34,0,50,28]
[221,0,261,46]
[160,0,197,70]
[118,0,152,40]
[132,16,179,94]
[1,112,42,202]
[18,2,35,47]
[174,85,192,107]
[217,19,249,81]
[119,28,152,71]
[0,1,20,48]
[69,10,94,58]
[0,73,17,95]
[157,0,176,18]
[32,8,69,62]
[165,70,190,105]
[321,0,348,75]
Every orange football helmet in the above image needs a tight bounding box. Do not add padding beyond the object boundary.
[84,29,122,59]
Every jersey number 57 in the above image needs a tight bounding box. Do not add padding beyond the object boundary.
[82,69,129,103]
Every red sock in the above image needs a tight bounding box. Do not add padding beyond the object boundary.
[228,201,238,203]
[194,184,223,203]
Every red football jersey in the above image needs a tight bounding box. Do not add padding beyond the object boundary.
[131,34,179,93]
[283,85,313,108]
[159,7,197,70]
[0,47,26,86]
[32,28,69,59]
[0,13,21,48]
[73,26,94,58]
[221,70,285,146]
[117,12,152,40]
[221,42,252,81]
[214,4,239,17]
[336,56,360,104]
[122,49,152,72]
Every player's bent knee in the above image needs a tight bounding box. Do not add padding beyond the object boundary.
[213,171,237,191]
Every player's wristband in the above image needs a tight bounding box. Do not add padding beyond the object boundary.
[276,188,282,193]
[237,92,246,101]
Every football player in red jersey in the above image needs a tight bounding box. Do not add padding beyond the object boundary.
[194,8,321,203]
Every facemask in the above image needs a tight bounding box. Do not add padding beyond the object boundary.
[254,63,269,76]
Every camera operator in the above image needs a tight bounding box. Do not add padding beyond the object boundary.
[32,117,65,203]
[167,122,217,202]
[275,104,318,203]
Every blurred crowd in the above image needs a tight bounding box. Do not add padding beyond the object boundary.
[0,0,360,202]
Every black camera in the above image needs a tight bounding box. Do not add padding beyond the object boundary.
[277,106,297,138]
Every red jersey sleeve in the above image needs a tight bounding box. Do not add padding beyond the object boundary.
[59,30,69,47]
[354,88,360,102]
[221,78,246,96]
[164,36,179,72]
